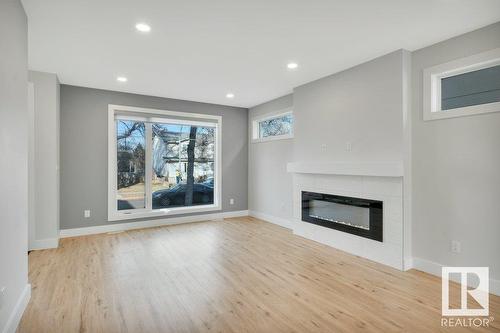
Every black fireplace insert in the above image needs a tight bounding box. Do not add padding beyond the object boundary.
[301,191,383,242]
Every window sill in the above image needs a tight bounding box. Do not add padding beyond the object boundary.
[108,204,221,222]
[423,101,500,121]
[251,134,294,143]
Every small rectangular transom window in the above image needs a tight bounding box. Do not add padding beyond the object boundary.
[252,110,293,142]
[441,64,500,111]
[423,48,500,121]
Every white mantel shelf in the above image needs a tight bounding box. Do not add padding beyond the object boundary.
[286,162,403,177]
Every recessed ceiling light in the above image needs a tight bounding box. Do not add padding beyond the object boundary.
[117,76,128,82]
[226,93,235,99]
[287,62,298,70]
[135,23,151,33]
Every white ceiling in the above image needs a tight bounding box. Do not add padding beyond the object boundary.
[22,0,500,108]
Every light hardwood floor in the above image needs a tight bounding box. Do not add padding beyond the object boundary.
[19,217,499,332]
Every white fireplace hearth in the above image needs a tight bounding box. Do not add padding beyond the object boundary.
[287,162,404,270]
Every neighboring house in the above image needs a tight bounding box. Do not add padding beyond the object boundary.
[152,126,214,183]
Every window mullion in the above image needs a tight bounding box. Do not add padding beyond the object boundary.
[145,123,153,211]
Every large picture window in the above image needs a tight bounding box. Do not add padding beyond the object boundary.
[108,105,221,221]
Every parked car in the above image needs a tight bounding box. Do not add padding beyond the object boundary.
[202,177,214,188]
[152,183,213,209]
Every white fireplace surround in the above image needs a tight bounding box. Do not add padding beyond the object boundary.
[287,162,405,270]
[287,161,404,177]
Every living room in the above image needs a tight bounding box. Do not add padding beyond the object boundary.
[1,0,499,332]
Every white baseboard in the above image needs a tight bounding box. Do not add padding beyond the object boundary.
[2,284,31,333]
[60,210,249,238]
[248,210,293,229]
[411,257,442,276]
[412,257,500,296]
[403,257,414,271]
[29,237,59,251]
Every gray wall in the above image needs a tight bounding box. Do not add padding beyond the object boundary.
[0,0,29,331]
[248,51,407,226]
[250,26,500,281]
[28,71,60,246]
[60,85,248,229]
[248,95,294,222]
[411,22,500,281]
[293,50,405,164]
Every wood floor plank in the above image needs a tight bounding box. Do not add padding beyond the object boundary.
[18,217,500,332]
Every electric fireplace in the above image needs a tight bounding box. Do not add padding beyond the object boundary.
[301,191,383,242]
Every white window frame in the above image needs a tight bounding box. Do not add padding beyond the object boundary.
[108,104,222,221]
[251,108,294,143]
[423,47,500,121]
